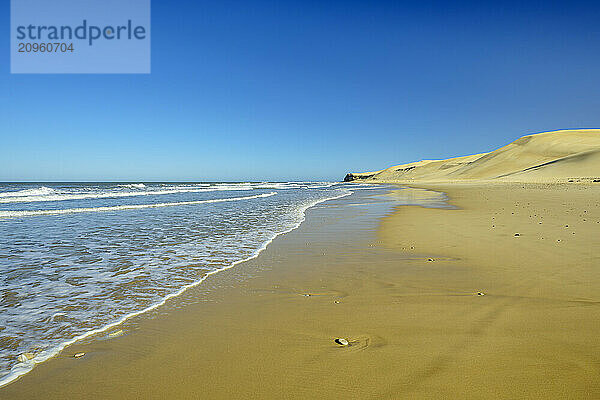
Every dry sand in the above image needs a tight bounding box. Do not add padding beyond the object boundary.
[346,129,600,183]
[2,183,599,399]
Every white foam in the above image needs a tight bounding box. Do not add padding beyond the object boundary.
[0,186,256,204]
[0,192,277,218]
[345,184,387,190]
[0,188,352,388]
[0,186,56,198]
[0,183,344,204]
[0,182,344,204]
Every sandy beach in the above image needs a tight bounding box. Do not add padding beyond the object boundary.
[4,0,600,395]
[2,182,599,399]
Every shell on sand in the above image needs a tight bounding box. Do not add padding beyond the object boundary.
[335,338,349,346]
[108,330,124,338]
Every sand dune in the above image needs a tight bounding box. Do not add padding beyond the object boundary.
[345,129,600,183]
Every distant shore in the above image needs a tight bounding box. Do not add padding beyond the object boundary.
[3,183,600,398]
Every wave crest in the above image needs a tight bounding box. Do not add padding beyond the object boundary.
[0,186,56,198]
[0,192,278,218]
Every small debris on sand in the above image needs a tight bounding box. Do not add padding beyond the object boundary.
[427,258,434,262]
[74,352,85,358]
[477,292,485,296]
[108,330,124,338]
[334,338,349,346]
[514,233,520,237]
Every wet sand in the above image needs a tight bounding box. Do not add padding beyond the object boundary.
[2,184,600,399]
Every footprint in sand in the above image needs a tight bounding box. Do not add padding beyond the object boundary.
[300,290,348,298]
[249,286,348,299]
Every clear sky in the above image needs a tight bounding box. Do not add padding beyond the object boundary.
[2,0,599,181]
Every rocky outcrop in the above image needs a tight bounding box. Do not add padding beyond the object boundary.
[344,173,374,182]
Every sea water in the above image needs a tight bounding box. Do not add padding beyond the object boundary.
[0,181,378,386]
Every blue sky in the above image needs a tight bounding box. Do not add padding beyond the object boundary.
[1,0,599,181]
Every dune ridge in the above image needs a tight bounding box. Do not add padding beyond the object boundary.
[345,129,600,183]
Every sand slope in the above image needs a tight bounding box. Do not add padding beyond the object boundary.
[345,129,600,183]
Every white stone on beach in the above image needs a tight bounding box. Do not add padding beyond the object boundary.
[335,338,349,346]
[17,352,35,362]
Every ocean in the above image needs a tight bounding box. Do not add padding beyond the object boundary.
[0,181,377,386]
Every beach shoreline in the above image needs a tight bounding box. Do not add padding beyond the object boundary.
[0,184,353,390]
[2,183,599,399]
